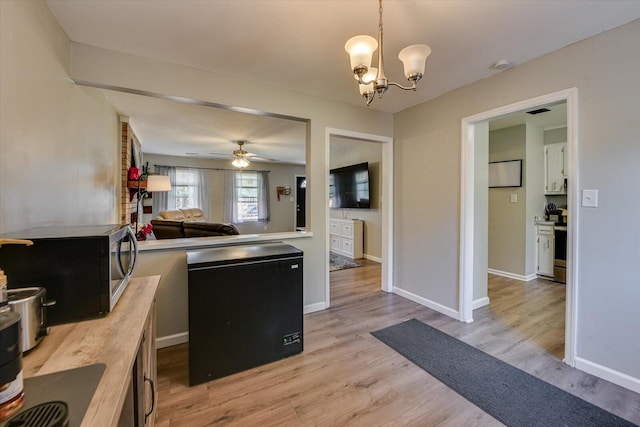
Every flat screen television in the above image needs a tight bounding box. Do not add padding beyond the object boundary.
[329,162,370,209]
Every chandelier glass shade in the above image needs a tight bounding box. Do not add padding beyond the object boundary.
[345,0,431,106]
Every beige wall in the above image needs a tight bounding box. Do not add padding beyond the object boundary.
[329,136,383,259]
[0,1,119,233]
[524,123,545,274]
[69,42,393,309]
[394,19,640,379]
[143,153,305,233]
[488,125,527,275]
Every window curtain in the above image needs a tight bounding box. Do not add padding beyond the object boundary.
[223,170,238,223]
[191,167,211,219]
[256,171,270,222]
[152,165,176,216]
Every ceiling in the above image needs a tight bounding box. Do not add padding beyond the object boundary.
[489,102,567,131]
[101,89,307,164]
[47,1,640,162]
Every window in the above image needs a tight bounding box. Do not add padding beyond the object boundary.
[152,166,210,218]
[174,168,197,209]
[236,172,259,222]
[224,170,270,223]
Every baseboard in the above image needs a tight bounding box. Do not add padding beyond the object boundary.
[487,268,537,282]
[157,332,188,349]
[473,297,490,309]
[304,302,326,314]
[575,356,640,394]
[364,254,382,263]
[393,287,459,320]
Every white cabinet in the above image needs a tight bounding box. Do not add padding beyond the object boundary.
[544,142,567,194]
[329,218,363,259]
[536,224,555,277]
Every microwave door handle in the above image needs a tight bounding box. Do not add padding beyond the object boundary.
[115,238,126,278]
[126,226,139,276]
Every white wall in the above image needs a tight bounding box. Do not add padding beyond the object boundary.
[69,42,393,310]
[142,153,305,233]
[0,1,119,233]
[329,136,383,259]
[394,19,640,382]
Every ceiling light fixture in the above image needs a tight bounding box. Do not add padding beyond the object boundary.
[345,0,431,106]
[231,140,251,168]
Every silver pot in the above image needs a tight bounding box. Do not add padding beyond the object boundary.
[7,287,55,353]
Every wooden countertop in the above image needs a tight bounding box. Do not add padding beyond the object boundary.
[22,275,160,427]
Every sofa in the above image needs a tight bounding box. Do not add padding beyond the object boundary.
[150,208,240,239]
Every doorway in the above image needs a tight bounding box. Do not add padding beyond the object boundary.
[295,175,306,230]
[459,88,578,366]
[324,128,393,308]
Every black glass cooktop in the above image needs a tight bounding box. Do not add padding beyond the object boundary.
[0,364,105,427]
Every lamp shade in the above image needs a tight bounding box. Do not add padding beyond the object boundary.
[345,35,378,71]
[398,44,431,79]
[145,175,172,192]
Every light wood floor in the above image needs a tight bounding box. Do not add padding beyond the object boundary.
[155,260,640,426]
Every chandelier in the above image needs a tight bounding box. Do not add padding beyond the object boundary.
[345,0,431,106]
[232,140,250,168]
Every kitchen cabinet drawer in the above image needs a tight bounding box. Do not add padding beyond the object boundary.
[537,225,554,235]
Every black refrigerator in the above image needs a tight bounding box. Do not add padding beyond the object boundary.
[187,242,303,386]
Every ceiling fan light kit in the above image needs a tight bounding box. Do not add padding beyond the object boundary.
[345,0,431,106]
[232,140,251,168]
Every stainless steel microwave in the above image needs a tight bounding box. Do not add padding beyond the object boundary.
[0,224,138,324]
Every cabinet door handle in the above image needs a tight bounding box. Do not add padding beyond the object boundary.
[144,376,156,423]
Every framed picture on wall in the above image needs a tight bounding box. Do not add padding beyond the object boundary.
[489,159,522,188]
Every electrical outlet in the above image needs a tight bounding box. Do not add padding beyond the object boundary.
[510,194,517,203]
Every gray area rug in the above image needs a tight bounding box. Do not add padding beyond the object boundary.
[329,252,361,272]
[372,318,638,427]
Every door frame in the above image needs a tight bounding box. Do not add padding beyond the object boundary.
[459,87,579,366]
[325,128,394,307]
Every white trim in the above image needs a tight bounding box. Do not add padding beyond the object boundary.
[575,357,640,395]
[325,128,394,307]
[473,297,490,309]
[394,286,459,319]
[459,87,579,365]
[157,332,188,349]
[364,254,382,263]
[304,302,327,314]
[487,268,538,282]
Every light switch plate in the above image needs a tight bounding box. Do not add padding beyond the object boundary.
[510,194,517,203]
[582,189,598,207]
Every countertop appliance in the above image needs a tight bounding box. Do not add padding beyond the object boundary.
[0,225,137,325]
[187,242,303,386]
[7,288,55,353]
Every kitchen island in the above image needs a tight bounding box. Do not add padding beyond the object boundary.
[20,275,160,427]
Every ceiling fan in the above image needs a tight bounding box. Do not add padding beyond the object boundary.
[210,140,277,168]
